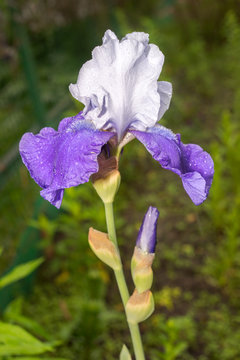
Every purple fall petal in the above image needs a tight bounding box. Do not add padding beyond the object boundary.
[40,188,64,209]
[136,206,159,254]
[131,126,214,205]
[19,112,114,208]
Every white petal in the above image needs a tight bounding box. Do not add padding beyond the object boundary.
[103,29,118,43]
[123,32,149,45]
[157,81,172,120]
[69,30,167,138]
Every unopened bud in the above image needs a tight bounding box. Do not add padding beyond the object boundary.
[120,344,132,360]
[131,247,154,293]
[92,170,121,204]
[88,227,121,270]
[126,289,154,324]
[136,206,159,253]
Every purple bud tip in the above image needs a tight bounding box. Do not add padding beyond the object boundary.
[136,206,159,254]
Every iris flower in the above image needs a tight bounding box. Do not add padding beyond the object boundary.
[19,30,214,208]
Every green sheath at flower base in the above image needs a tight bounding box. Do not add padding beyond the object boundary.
[131,247,155,293]
[126,290,154,324]
[92,169,121,204]
[88,227,121,270]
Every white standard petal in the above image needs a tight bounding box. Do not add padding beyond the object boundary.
[69,30,165,139]
[157,81,172,120]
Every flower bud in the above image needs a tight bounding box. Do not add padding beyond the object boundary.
[136,206,159,253]
[88,227,121,270]
[131,247,154,293]
[131,206,159,293]
[126,290,154,324]
[120,344,132,360]
[92,170,121,204]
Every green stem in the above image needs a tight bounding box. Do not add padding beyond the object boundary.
[104,202,146,360]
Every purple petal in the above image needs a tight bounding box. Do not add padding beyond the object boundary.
[136,206,159,253]
[181,172,207,205]
[19,113,114,208]
[130,126,214,205]
[40,188,64,209]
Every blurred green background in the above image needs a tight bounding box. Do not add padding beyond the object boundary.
[1,0,240,359]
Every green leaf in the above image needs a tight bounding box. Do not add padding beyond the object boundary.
[0,258,44,289]
[5,313,52,341]
[4,298,52,341]
[0,322,55,356]
[120,344,132,360]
